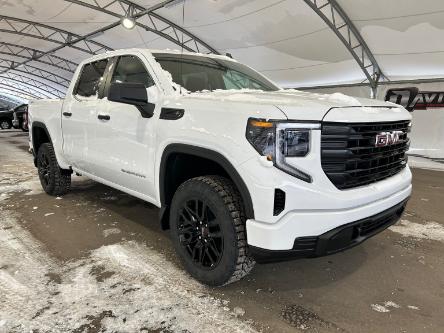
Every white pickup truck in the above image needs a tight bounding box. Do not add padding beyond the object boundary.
[29,49,412,286]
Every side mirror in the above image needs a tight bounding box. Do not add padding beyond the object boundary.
[108,82,155,118]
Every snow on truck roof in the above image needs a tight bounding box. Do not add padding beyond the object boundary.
[79,49,237,66]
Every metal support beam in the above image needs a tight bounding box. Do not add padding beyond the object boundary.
[297,77,444,90]
[0,85,40,99]
[0,94,21,105]
[0,77,51,99]
[0,42,78,73]
[0,60,71,88]
[0,15,112,96]
[0,15,111,55]
[64,0,219,54]
[0,72,65,98]
[0,1,216,98]
[302,0,385,92]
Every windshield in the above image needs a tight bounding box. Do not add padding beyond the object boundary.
[153,53,280,92]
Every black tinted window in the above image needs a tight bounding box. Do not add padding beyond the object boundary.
[111,56,154,88]
[75,59,108,97]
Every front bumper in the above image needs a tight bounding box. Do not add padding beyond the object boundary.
[245,172,412,251]
[249,198,408,263]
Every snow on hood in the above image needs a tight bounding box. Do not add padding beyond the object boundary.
[326,92,361,105]
[183,89,387,108]
[181,89,394,121]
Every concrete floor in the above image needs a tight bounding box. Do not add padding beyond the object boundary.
[1,130,444,333]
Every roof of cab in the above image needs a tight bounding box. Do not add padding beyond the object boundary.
[80,48,237,66]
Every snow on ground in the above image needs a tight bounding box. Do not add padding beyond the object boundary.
[0,179,43,198]
[370,304,390,313]
[370,301,402,313]
[389,219,444,242]
[0,164,42,201]
[103,227,121,237]
[0,207,258,333]
[0,148,257,333]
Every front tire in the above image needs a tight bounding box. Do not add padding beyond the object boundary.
[37,143,71,196]
[170,175,255,286]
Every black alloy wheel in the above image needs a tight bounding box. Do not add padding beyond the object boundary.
[177,198,224,269]
[36,143,71,196]
[38,149,51,187]
[170,175,255,286]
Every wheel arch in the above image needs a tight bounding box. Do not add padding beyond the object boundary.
[31,121,53,165]
[159,143,255,229]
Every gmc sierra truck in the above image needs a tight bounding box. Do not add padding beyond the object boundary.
[29,49,412,286]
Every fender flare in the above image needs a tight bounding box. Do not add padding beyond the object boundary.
[159,143,255,221]
[31,121,53,164]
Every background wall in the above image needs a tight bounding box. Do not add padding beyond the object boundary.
[304,82,444,160]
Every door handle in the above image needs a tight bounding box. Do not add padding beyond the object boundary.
[98,114,110,121]
[63,112,72,117]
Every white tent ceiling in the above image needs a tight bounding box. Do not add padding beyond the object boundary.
[0,0,443,102]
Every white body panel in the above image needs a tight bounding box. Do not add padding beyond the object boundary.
[92,97,159,199]
[29,48,413,252]
[28,99,70,169]
[62,96,106,174]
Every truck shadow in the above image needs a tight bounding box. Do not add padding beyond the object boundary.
[68,178,367,290]
[240,246,367,291]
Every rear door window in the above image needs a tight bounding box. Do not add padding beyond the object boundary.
[75,59,108,98]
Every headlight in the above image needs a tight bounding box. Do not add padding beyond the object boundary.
[246,119,275,159]
[279,128,310,157]
[246,118,320,182]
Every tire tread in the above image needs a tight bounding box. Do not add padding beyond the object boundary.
[181,175,255,285]
[38,143,71,196]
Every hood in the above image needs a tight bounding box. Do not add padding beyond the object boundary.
[183,89,400,121]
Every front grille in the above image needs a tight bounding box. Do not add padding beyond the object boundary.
[321,120,410,189]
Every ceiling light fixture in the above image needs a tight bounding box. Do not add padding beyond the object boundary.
[121,16,136,30]
[121,5,136,30]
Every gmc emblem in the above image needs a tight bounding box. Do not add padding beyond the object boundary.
[375,131,403,147]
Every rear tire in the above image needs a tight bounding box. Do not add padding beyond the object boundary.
[0,119,11,130]
[37,143,71,196]
[169,175,255,286]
